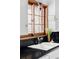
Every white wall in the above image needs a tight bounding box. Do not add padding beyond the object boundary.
[55,0,59,19]
[48,0,59,32]
[55,0,59,31]
[48,0,55,31]
[20,0,28,35]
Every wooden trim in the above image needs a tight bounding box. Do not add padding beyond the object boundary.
[44,6,48,35]
[32,4,35,34]
[20,33,33,38]
[20,35,47,40]
[28,0,38,5]
[41,4,43,32]
[28,0,48,6]
[20,32,45,38]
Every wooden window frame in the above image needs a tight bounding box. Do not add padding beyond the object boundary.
[20,1,48,39]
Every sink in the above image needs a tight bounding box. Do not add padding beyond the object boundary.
[28,42,59,51]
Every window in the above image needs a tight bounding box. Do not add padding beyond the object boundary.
[35,5,44,33]
[28,5,33,33]
[28,2,47,35]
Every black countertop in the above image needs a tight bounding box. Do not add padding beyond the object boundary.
[20,45,59,59]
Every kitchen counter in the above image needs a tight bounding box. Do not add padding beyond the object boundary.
[20,43,59,59]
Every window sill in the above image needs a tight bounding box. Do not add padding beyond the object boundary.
[20,35,47,41]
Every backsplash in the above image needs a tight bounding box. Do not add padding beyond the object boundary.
[20,36,48,47]
[50,32,59,43]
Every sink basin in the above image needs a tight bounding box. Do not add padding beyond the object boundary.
[28,42,59,51]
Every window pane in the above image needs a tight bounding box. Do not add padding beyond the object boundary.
[35,6,40,15]
[39,25,41,32]
[28,15,32,24]
[41,25,44,32]
[39,7,41,16]
[42,7,44,16]
[35,25,40,33]
[28,5,32,14]
[35,16,40,24]
[28,25,32,33]
[39,16,42,24]
[41,17,44,24]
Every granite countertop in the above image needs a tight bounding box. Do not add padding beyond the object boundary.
[20,43,59,59]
